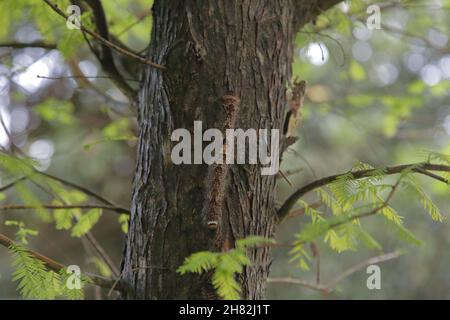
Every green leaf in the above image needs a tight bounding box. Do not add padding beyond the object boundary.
[71,208,103,237]
[59,267,91,300]
[89,257,112,278]
[356,227,382,251]
[5,220,39,245]
[10,244,60,299]
[402,178,444,222]
[53,209,74,230]
[118,214,130,233]
[212,266,241,300]
[385,219,422,246]
[177,251,219,275]
[177,236,273,299]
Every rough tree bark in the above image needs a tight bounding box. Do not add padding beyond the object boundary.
[121,0,340,299]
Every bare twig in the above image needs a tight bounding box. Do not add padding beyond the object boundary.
[268,250,403,294]
[0,41,57,49]
[415,168,449,184]
[116,10,152,37]
[299,30,346,66]
[0,204,127,214]
[278,170,294,187]
[37,74,140,83]
[277,167,304,180]
[0,177,26,192]
[84,232,120,277]
[35,170,131,215]
[325,251,403,291]
[65,58,133,116]
[267,276,325,292]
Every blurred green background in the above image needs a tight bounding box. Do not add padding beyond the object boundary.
[0,0,449,299]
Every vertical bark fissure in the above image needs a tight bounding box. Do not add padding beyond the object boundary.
[122,0,318,300]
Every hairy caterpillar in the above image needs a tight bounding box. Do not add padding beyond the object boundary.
[203,94,240,230]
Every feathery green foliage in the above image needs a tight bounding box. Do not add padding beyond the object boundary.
[71,208,103,237]
[4,220,38,245]
[9,244,88,300]
[289,161,446,268]
[177,236,275,300]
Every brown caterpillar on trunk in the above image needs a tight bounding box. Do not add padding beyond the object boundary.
[203,94,240,230]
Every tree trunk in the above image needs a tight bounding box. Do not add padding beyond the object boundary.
[121,0,334,300]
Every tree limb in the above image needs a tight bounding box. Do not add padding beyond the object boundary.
[0,41,57,49]
[316,0,343,11]
[277,163,450,220]
[42,0,164,70]
[0,204,128,214]
[293,0,343,30]
[79,0,136,99]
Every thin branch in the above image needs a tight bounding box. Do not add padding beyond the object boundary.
[299,30,346,66]
[283,202,323,220]
[65,58,133,116]
[277,163,450,220]
[267,276,325,292]
[35,170,131,215]
[42,0,164,70]
[0,177,26,192]
[0,141,130,216]
[316,0,343,11]
[267,250,403,294]
[293,0,343,30]
[325,251,403,291]
[0,150,130,215]
[324,179,401,232]
[310,242,320,285]
[80,0,136,98]
[84,232,120,277]
[0,232,120,291]
[379,22,450,54]
[28,177,121,278]
[278,170,294,187]
[37,74,140,83]
[0,204,127,214]
[289,179,401,248]
[415,168,449,184]
[0,41,57,49]
[115,9,152,37]
[276,167,304,180]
